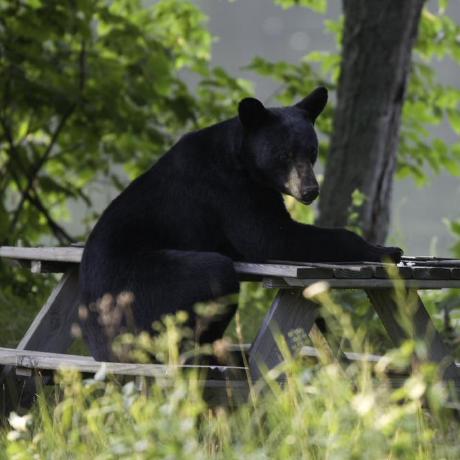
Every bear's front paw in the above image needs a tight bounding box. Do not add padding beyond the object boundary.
[372,245,403,263]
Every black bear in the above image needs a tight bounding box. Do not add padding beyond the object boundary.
[79,87,402,361]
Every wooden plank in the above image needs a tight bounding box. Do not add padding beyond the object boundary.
[235,263,367,280]
[332,265,374,279]
[401,256,457,261]
[0,348,247,379]
[233,262,298,278]
[295,263,373,279]
[0,267,82,413]
[372,265,413,279]
[267,259,460,281]
[7,345,438,374]
[20,259,460,281]
[412,267,453,280]
[5,344,434,379]
[2,247,460,281]
[295,266,335,279]
[270,261,361,278]
[249,289,320,381]
[366,289,460,382]
[0,246,82,263]
[16,268,81,352]
[263,277,460,290]
[5,345,428,374]
[402,257,460,267]
[270,260,405,279]
[0,348,249,407]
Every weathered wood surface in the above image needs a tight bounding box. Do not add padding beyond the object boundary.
[0,346,395,378]
[264,277,460,290]
[249,260,460,283]
[0,246,82,263]
[0,348,250,407]
[372,265,413,279]
[1,345,410,374]
[0,346,394,375]
[366,289,460,382]
[0,267,82,414]
[249,289,320,381]
[0,347,247,380]
[16,268,80,353]
[6,346,457,408]
[2,247,460,284]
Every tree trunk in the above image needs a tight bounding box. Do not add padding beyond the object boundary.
[317,0,425,244]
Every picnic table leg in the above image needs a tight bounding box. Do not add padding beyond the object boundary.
[248,289,320,382]
[366,288,460,382]
[0,267,81,416]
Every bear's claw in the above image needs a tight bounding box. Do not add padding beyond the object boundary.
[375,245,403,263]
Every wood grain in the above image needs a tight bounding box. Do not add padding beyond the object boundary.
[249,289,320,381]
[0,347,247,379]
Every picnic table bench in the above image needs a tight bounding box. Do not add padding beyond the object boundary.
[0,246,459,412]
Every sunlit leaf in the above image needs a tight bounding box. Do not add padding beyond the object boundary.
[274,0,327,13]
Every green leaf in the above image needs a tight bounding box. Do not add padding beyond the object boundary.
[444,158,460,176]
[448,109,460,134]
[274,0,328,13]
[438,0,449,15]
[27,0,43,9]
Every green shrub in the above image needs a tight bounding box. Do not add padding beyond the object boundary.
[2,295,459,460]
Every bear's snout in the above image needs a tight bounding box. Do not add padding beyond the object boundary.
[300,185,319,204]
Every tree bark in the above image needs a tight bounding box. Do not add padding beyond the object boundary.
[317,0,425,244]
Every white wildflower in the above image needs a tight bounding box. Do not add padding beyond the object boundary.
[8,412,32,432]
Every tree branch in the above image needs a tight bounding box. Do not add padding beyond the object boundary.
[5,40,87,238]
[26,189,75,244]
[3,153,74,244]
[1,116,74,244]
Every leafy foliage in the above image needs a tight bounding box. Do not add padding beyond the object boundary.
[0,0,251,247]
[447,218,460,258]
[0,0,252,342]
[2,308,460,459]
[400,6,460,184]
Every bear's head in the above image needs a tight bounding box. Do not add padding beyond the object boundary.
[238,86,327,205]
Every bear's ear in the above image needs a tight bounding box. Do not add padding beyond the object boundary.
[238,98,270,129]
[295,86,328,123]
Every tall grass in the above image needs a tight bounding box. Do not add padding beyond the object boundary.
[1,286,459,460]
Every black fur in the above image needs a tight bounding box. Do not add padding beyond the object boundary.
[79,87,402,361]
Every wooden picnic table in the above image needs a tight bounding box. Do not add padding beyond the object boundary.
[0,246,459,411]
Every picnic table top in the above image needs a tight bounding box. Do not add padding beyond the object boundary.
[1,245,459,410]
[1,245,460,289]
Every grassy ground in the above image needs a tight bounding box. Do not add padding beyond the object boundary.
[0,286,459,459]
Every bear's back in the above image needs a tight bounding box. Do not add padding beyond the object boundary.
[83,139,228,262]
